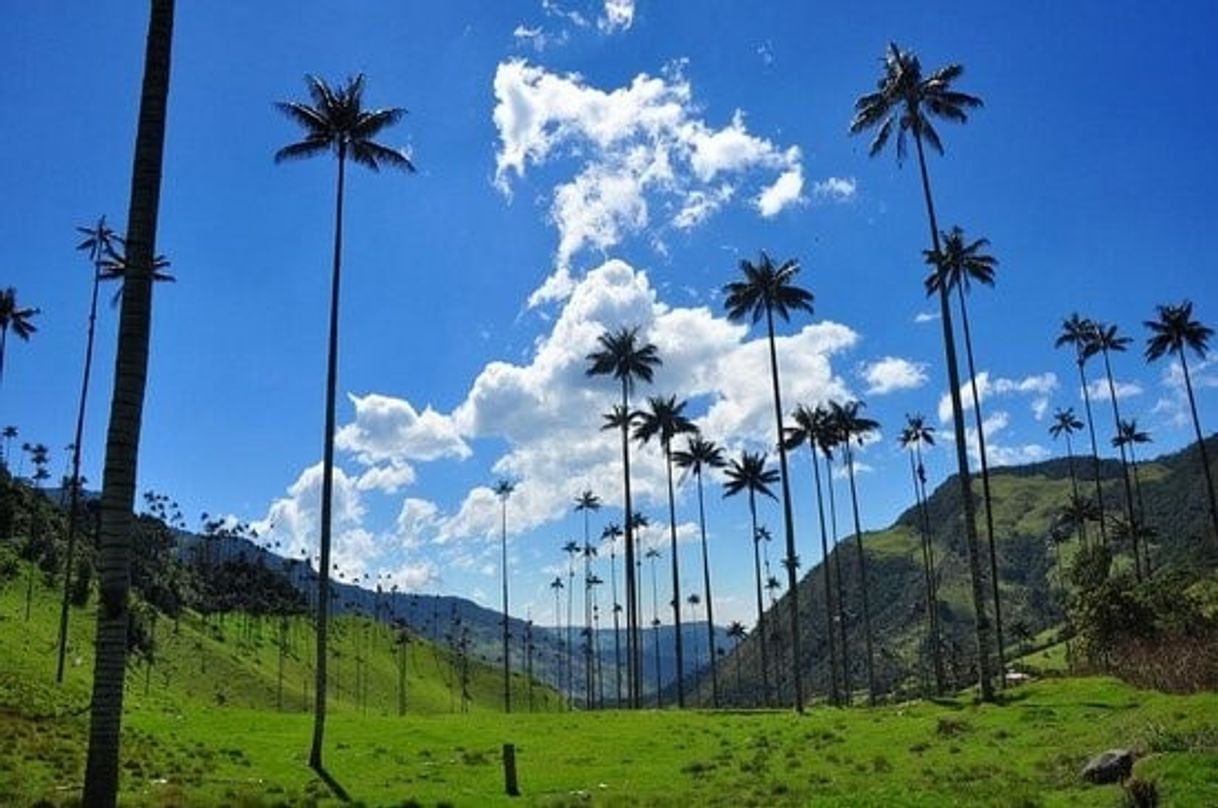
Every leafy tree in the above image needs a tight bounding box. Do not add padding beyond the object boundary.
[494,479,516,712]
[83,4,174,802]
[925,225,1007,682]
[723,450,779,706]
[275,71,413,771]
[0,287,40,388]
[671,436,726,707]
[723,251,814,711]
[850,42,994,701]
[1144,301,1218,546]
[1049,407,1087,543]
[586,326,660,707]
[634,395,697,707]
[897,413,945,693]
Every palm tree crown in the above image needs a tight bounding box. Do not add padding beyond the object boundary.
[0,288,40,342]
[723,451,779,501]
[924,226,996,296]
[633,396,697,451]
[1145,300,1212,362]
[671,435,727,480]
[585,326,661,393]
[1049,408,1084,441]
[723,252,814,324]
[275,74,415,171]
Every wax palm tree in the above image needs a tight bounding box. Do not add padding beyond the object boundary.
[850,42,993,701]
[686,592,702,671]
[581,540,600,705]
[1049,407,1087,543]
[1085,322,1141,578]
[83,3,174,802]
[493,479,516,711]
[0,288,40,389]
[1145,301,1218,546]
[98,248,173,308]
[829,401,881,705]
[1056,315,1110,545]
[600,521,624,706]
[723,252,813,711]
[723,450,779,706]
[644,545,663,705]
[275,72,413,770]
[1113,419,1153,575]
[549,575,564,699]
[2,425,16,469]
[726,620,748,700]
[633,395,697,707]
[24,443,50,621]
[897,414,945,694]
[562,539,580,699]
[671,435,726,707]
[785,404,843,704]
[587,326,660,707]
[814,407,854,701]
[924,225,1007,680]
[574,490,600,703]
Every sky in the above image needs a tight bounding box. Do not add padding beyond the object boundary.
[3,1,1217,630]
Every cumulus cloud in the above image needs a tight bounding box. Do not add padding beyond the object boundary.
[859,356,928,395]
[355,462,416,494]
[811,176,857,204]
[1085,378,1143,403]
[1150,358,1217,427]
[948,410,1051,468]
[599,0,635,31]
[490,60,810,304]
[937,371,1059,423]
[336,392,470,464]
[914,311,939,324]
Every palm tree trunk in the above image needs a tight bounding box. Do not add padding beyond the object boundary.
[914,444,945,694]
[844,445,877,705]
[1128,445,1149,577]
[913,130,994,701]
[908,449,942,694]
[763,306,803,712]
[610,547,622,707]
[663,447,685,708]
[748,491,771,706]
[695,470,719,707]
[956,286,1006,682]
[809,449,840,705]
[1101,350,1142,580]
[501,500,511,712]
[825,452,851,703]
[83,2,174,803]
[619,379,640,707]
[0,326,7,388]
[1179,353,1218,548]
[566,562,574,704]
[1077,360,1109,546]
[1063,434,1086,546]
[584,549,593,707]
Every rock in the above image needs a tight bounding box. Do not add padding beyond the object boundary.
[1081,749,1134,784]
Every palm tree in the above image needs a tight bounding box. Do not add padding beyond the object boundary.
[2,425,16,469]
[686,592,702,671]
[586,327,660,707]
[850,42,993,701]
[275,72,413,771]
[0,288,40,388]
[815,407,854,701]
[1113,419,1153,575]
[644,545,663,706]
[24,443,50,621]
[723,252,814,712]
[723,450,779,706]
[726,620,748,700]
[57,217,121,684]
[549,575,564,701]
[98,248,174,307]
[925,225,1007,681]
[785,404,842,705]
[562,539,580,700]
[600,521,625,706]
[574,490,601,705]
[634,395,697,707]
[581,540,600,705]
[1086,322,1141,579]
[1056,314,1110,545]
[671,435,726,708]
[830,401,880,705]
[1145,301,1218,546]
[1049,407,1087,543]
[83,3,174,803]
[494,479,516,711]
[897,414,945,694]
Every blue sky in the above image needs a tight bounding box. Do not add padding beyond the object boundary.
[3,1,1216,628]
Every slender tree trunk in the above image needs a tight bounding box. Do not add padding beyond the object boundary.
[809,449,840,705]
[825,452,851,703]
[908,450,940,694]
[1101,349,1142,580]
[663,446,685,708]
[695,470,719,707]
[501,499,511,712]
[914,131,994,701]
[610,546,622,707]
[763,307,803,712]
[1179,353,1218,547]
[844,445,877,705]
[1128,445,1149,577]
[749,492,771,706]
[649,553,662,707]
[1078,360,1109,546]
[1063,434,1087,546]
[619,379,640,707]
[956,287,1006,682]
[0,327,7,388]
[566,560,574,705]
[83,3,174,802]
[913,443,945,693]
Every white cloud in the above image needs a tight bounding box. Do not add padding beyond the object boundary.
[953,410,1051,468]
[755,165,804,217]
[396,498,440,550]
[599,0,635,32]
[937,371,1059,423]
[1150,358,1217,427]
[1031,397,1050,421]
[513,24,568,52]
[355,462,416,494]
[859,356,928,396]
[336,392,470,464]
[914,311,939,324]
[1085,378,1143,403]
[386,560,440,592]
[673,184,734,230]
[811,176,856,204]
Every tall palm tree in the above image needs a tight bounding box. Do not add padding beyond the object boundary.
[0,288,40,389]
[1086,322,1141,579]
[726,620,748,701]
[494,479,516,711]
[925,225,1006,681]
[644,545,663,706]
[1049,407,1087,543]
[686,592,703,672]
[581,540,600,705]
[723,252,814,711]
[562,539,580,700]
[850,42,994,701]
[723,450,779,706]
[785,404,842,705]
[549,575,564,701]
[671,435,726,708]
[1056,315,1110,545]
[575,490,601,704]
[634,395,697,707]
[897,414,945,694]
[56,218,121,684]
[24,443,51,621]
[1113,419,1153,575]
[83,3,174,803]
[586,326,660,707]
[1145,301,1218,546]
[830,401,880,705]
[814,407,854,701]
[276,72,413,770]
[600,521,624,706]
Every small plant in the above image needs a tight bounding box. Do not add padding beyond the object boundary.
[1123,777,1159,808]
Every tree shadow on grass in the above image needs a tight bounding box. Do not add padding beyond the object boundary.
[312,764,351,802]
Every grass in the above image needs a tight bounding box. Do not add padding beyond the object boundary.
[3,569,1218,806]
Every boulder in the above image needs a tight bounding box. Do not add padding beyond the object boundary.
[1081,749,1134,784]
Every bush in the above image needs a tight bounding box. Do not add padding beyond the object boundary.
[0,544,19,582]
